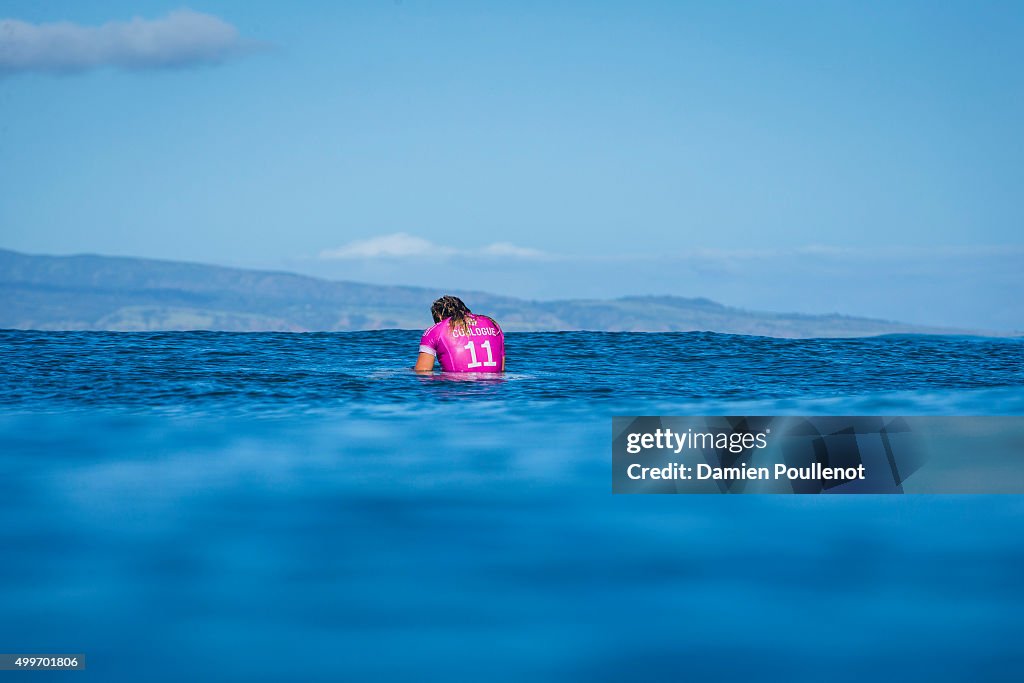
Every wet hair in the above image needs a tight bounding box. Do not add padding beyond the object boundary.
[431,295,473,334]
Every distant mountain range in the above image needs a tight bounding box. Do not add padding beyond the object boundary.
[0,248,983,337]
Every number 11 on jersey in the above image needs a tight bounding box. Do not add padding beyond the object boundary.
[463,340,498,368]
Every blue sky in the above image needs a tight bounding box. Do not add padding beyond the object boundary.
[1,1,1022,330]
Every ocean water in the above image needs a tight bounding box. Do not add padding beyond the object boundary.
[1,330,1022,681]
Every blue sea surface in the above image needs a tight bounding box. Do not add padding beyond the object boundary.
[1,330,1022,681]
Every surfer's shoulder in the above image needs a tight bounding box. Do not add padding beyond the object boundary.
[474,314,503,333]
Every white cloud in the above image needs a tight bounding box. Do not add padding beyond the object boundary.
[320,234,455,259]
[0,9,259,74]
[319,233,551,260]
[480,242,549,258]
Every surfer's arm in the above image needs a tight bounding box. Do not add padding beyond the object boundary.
[414,352,435,372]
[415,330,438,372]
[501,355,505,372]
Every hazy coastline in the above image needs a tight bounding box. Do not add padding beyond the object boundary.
[0,248,995,338]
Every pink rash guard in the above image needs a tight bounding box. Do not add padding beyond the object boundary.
[419,315,505,373]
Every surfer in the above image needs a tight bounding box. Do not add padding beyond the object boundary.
[414,295,505,373]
